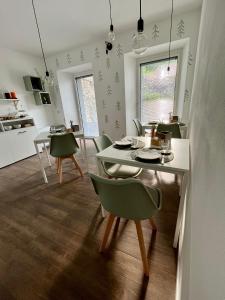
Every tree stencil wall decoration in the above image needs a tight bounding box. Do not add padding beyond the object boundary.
[102,100,106,109]
[80,50,84,62]
[115,72,120,83]
[177,20,185,38]
[98,71,103,81]
[95,47,100,59]
[115,120,120,129]
[106,57,110,69]
[152,24,159,40]
[105,115,109,123]
[116,44,123,58]
[49,70,54,80]
[66,53,72,64]
[116,101,121,111]
[188,52,193,66]
[106,85,112,96]
[184,89,190,102]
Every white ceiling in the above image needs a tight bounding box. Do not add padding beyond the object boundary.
[0,0,202,57]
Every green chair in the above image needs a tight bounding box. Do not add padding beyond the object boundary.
[89,173,162,276]
[133,118,151,136]
[157,123,181,138]
[50,133,83,183]
[93,134,142,178]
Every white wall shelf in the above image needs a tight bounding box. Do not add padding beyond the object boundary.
[0,98,20,109]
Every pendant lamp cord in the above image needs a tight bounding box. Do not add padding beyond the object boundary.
[109,0,112,26]
[168,0,174,71]
[32,0,48,74]
[140,0,142,18]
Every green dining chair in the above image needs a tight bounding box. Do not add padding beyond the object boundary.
[93,134,142,178]
[50,133,83,183]
[157,123,181,138]
[89,173,162,276]
[133,118,151,136]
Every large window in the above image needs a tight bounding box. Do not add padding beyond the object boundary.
[140,57,178,123]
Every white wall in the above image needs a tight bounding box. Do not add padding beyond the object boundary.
[0,47,55,130]
[177,1,225,299]
[47,9,201,140]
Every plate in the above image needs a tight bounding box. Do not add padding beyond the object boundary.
[115,141,132,146]
[136,150,161,161]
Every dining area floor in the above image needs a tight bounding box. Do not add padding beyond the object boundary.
[0,140,179,300]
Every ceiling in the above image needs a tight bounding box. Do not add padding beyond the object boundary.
[0,0,202,57]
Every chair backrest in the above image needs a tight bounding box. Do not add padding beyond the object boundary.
[93,134,113,153]
[89,173,161,220]
[133,119,142,136]
[157,123,181,138]
[50,133,79,157]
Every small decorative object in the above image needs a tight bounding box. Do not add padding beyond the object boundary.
[10,91,17,99]
[116,43,123,58]
[70,120,79,132]
[177,19,185,38]
[152,24,159,40]
[115,72,119,83]
[4,92,11,99]
[132,0,148,55]
[106,85,112,96]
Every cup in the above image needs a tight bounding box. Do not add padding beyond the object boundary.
[10,91,17,99]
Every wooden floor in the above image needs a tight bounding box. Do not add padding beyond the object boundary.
[0,141,179,300]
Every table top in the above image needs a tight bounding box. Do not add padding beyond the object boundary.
[96,137,189,174]
[34,130,84,143]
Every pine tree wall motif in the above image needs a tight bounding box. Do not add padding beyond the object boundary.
[49,70,54,80]
[152,24,159,40]
[80,50,84,62]
[102,100,106,109]
[116,44,123,58]
[105,115,109,123]
[106,57,110,69]
[177,20,185,38]
[188,52,193,66]
[55,58,60,68]
[115,72,119,83]
[116,101,121,111]
[106,85,112,96]
[115,120,120,129]
[66,53,72,64]
[95,47,100,59]
[184,89,189,102]
[98,71,103,81]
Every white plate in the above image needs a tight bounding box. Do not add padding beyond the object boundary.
[136,150,161,161]
[115,140,131,146]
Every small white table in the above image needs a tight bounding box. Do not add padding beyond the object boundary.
[34,131,87,184]
[96,137,190,248]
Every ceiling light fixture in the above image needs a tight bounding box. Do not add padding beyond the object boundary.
[105,0,115,54]
[31,0,53,88]
[167,0,174,72]
[132,0,148,55]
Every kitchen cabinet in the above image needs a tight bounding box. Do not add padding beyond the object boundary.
[0,133,14,168]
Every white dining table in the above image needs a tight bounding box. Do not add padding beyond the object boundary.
[96,136,190,248]
[142,122,188,138]
[34,130,87,184]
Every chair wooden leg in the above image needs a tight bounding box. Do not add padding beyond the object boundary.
[71,155,83,177]
[149,218,157,232]
[56,158,60,174]
[100,213,115,252]
[58,158,63,184]
[135,221,149,277]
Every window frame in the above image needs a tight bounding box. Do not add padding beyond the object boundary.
[136,50,182,122]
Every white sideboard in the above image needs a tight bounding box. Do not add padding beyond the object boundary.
[0,117,38,168]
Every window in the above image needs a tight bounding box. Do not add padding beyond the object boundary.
[140,57,178,123]
[75,75,99,137]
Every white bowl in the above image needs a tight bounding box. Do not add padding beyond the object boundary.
[4,125,13,131]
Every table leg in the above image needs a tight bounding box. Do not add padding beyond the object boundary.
[34,142,48,184]
[173,172,188,248]
[96,157,106,217]
[43,143,51,166]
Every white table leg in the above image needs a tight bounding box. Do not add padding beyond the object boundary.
[82,137,88,171]
[43,143,51,166]
[34,142,48,184]
[173,172,188,248]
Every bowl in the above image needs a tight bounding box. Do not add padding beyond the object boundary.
[4,125,13,131]
[13,124,22,129]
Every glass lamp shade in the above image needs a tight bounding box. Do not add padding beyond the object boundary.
[44,73,54,88]
[132,31,148,55]
[108,24,115,42]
